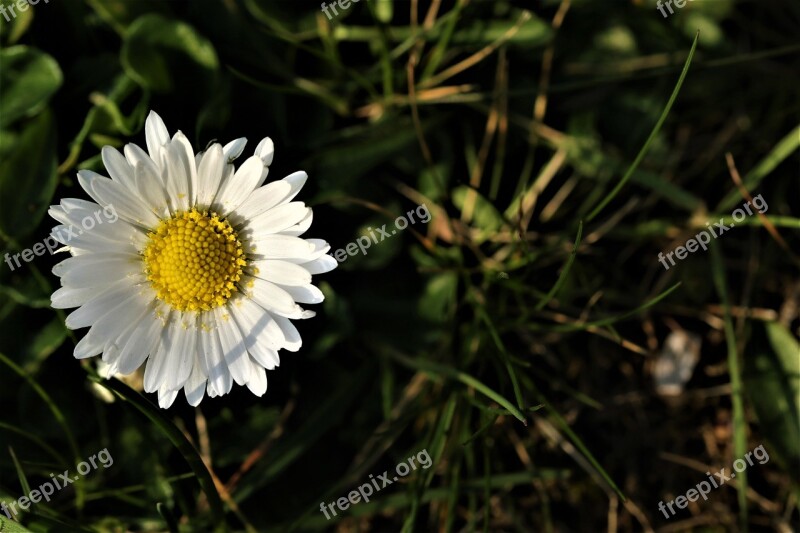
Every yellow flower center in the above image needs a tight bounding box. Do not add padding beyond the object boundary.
[143,209,246,312]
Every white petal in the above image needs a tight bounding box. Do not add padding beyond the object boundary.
[61,198,101,213]
[162,316,197,391]
[278,284,324,304]
[117,309,163,375]
[74,330,104,359]
[196,144,225,209]
[214,155,263,216]
[274,316,302,352]
[158,384,179,409]
[48,205,68,225]
[52,285,108,309]
[214,307,251,386]
[102,146,137,193]
[229,180,292,225]
[144,323,172,393]
[57,256,143,288]
[100,293,153,355]
[282,209,314,237]
[255,137,274,166]
[247,234,315,259]
[245,362,267,396]
[223,138,247,162]
[247,202,309,236]
[279,171,308,204]
[124,143,161,181]
[246,277,307,318]
[282,239,331,264]
[300,254,338,275]
[65,280,141,329]
[134,160,170,218]
[253,137,273,188]
[200,324,233,398]
[184,351,207,406]
[172,132,198,207]
[249,260,311,286]
[52,200,148,251]
[77,170,160,228]
[145,111,170,165]
[228,297,284,364]
[163,138,192,212]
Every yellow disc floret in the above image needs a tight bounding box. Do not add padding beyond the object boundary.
[143,209,246,312]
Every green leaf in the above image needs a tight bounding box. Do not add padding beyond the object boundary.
[85,0,172,34]
[0,108,58,241]
[0,516,35,533]
[0,46,62,128]
[22,317,68,372]
[452,186,504,234]
[0,0,34,45]
[121,14,219,93]
[418,272,457,323]
[744,321,800,474]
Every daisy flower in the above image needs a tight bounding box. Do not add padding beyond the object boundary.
[49,111,336,408]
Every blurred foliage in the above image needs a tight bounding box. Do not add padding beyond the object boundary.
[0,0,799,531]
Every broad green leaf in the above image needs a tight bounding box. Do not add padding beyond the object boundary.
[375,0,392,23]
[22,317,67,372]
[744,321,800,474]
[0,515,35,532]
[0,0,34,45]
[0,109,58,241]
[0,46,62,128]
[419,272,457,323]
[85,0,172,33]
[452,186,504,234]
[121,14,218,93]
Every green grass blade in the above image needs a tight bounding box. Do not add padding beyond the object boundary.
[89,376,226,531]
[535,221,583,311]
[0,352,85,510]
[586,32,699,222]
[716,124,800,212]
[708,239,748,529]
[387,350,527,424]
[536,391,626,501]
[531,282,682,332]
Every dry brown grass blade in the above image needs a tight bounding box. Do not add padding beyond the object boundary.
[419,10,533,89]
[725,152,798,263]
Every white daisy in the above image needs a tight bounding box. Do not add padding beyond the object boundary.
[50,111,336,408]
